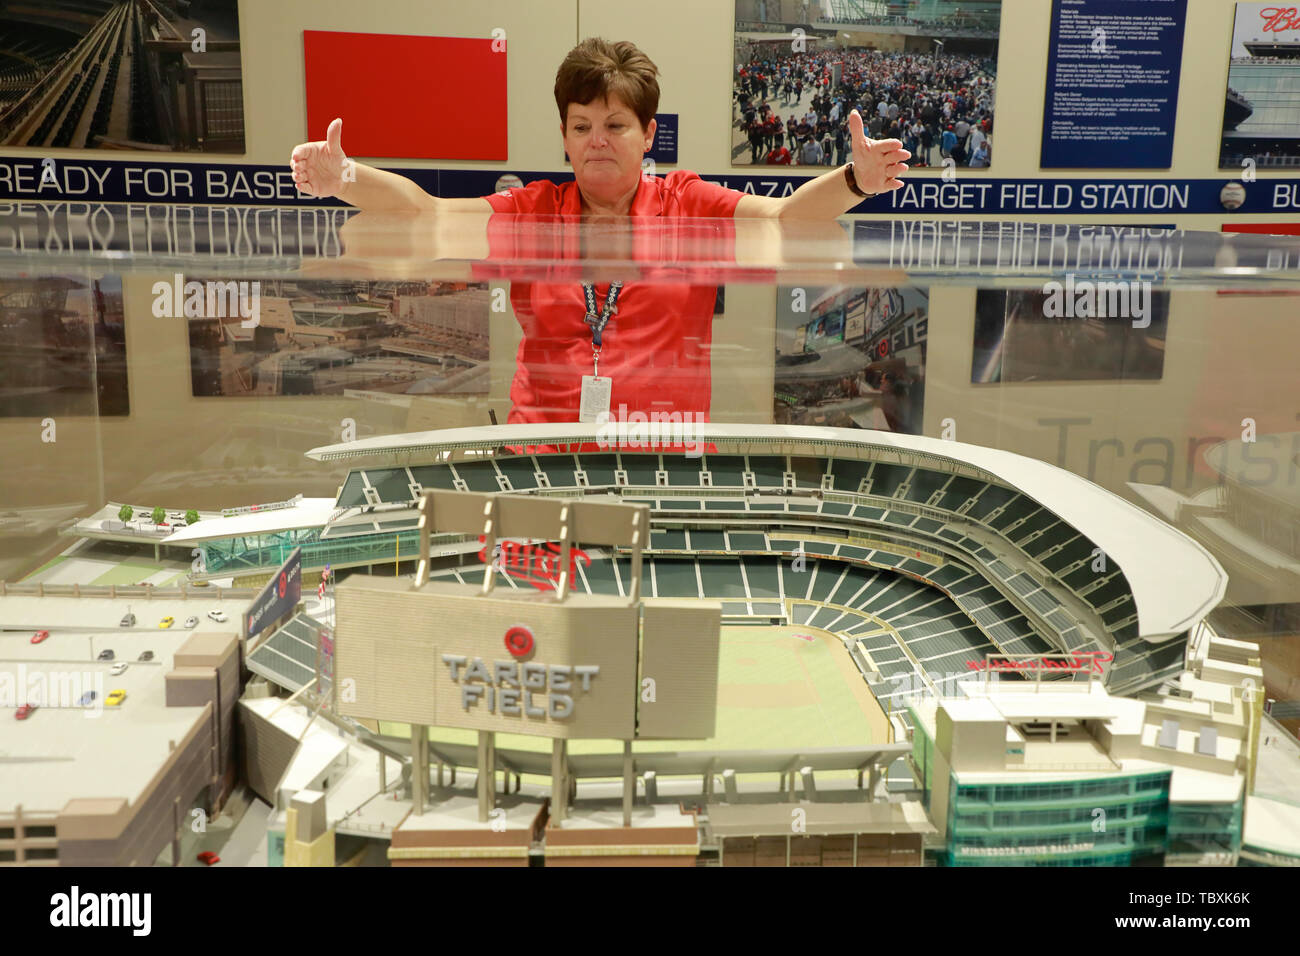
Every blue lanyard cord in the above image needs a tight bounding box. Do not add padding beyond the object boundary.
[582,281,624,349]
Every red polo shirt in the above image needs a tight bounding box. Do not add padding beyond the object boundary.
[474,170,743,425]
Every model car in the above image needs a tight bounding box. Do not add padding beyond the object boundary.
[109,662,128,676]
[120,612,136,627]
[15,703,36,720]
[184,616,198,629]
[159,616,174,629]
[207,609,227,623]
[97,649,114,661]
[105,689,126,707]
[138,650,154,662]
[78,691,97,706]
[30,630,49,644]
[196,851,220,865]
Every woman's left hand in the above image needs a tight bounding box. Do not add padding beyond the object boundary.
[847,109,910,194]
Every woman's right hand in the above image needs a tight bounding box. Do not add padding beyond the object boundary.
[290,117,349,198]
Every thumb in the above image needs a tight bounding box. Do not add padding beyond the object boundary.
[326,117,343,154]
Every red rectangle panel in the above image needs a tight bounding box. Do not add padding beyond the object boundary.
[1222,223,1300,236]
[304,31,506,160]
[1217,223,1300,295]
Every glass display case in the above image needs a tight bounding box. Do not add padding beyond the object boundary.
[1,202,1297,868]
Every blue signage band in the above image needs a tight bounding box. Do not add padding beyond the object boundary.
[3,156,1299,215]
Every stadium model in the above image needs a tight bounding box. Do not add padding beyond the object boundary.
[302,421,1225,712]
[6,420,1297,867]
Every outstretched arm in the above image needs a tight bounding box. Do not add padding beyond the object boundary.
[290,118,491,214]
[736,110,908,220]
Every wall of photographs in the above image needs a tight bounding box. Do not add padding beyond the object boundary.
[734,3,999,171]
[1220,2,1300,172]
[0,0,244,152]
[2,0,1296,487]
[183,279,492,400]
[0,0,1294,220]
[775,285,928,434]
[0,275,127,418]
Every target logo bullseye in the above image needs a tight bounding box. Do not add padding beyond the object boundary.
[504,625,535,657]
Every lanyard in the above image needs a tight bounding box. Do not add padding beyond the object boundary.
[582,280,623,376]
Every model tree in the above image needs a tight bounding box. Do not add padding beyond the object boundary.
[185,509,199,524]
[152,506,165,525]
[118,504,133,523]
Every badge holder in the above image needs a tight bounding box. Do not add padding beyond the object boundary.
[579,281,623,423]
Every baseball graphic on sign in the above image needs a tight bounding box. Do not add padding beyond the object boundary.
[494,173,523,195]
[1220,182,1246,210]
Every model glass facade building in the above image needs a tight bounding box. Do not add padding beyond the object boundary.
[910,632,1261,866]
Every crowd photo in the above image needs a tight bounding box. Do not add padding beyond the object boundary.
[732,46,996,169]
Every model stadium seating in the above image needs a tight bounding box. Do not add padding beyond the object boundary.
[312,438,1189,706]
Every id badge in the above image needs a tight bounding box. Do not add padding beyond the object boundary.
[579,375,612,423]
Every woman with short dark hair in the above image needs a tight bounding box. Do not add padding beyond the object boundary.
[290,38,908,425]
